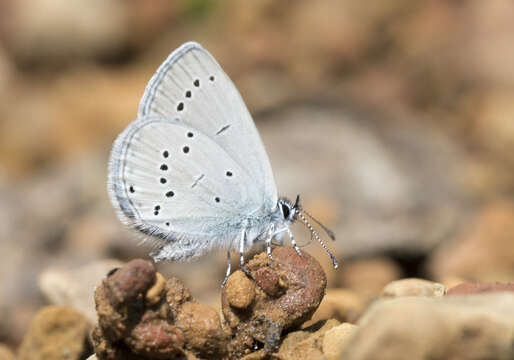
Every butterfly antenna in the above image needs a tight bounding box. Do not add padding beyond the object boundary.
[301,208,336,241]
[296,209,338,269]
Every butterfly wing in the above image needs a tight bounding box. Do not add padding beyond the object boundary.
[109,117,266,261]
[138,42,277,211]
[109,42,278,261]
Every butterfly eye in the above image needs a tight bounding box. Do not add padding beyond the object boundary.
[281,203,290,219]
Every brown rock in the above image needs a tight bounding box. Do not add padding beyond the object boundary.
[175,302,227,358]
[275,319,340,360]
[105,259,155,305]
[225,270,255,309]
[18,306,89,360]
[341,293,514,360]
[165,277,192,319]
[1,0,181,65]
[447,282,514,296]
[0,344,15,360]
[308,288,365,325]
[381,278,446,298]
[222,247,326,357]
[92,260,227,359]
[429,201,514,282]
[240,349,267,360]
[127,321,184,358]
[39,259,123,324]
[322,323,357,360]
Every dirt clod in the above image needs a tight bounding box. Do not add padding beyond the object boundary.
[17,306,89,360]
[222,246,326,358]
[91,260,226,359]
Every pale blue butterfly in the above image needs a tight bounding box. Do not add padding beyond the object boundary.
[108,42,337,284]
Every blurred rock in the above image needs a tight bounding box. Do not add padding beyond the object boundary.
[322,323,358,360]
[429,200,514,282]
[308,289,365,325]
[0,65,145,176]
[337,257,402,301]
[0,344,15,360]
[260,106,469,258]
[447,282,514,296]
[381,278,446,298]
[472,90,514,167]
[39,259,123,323]
[0,46,14,102]
[222,247,326,357]
[275,319,339,360]
[341,293,514,360]
[455,2,514,85]
[1,0,181,66]
[17,305,90,360]
[91,259,227,360]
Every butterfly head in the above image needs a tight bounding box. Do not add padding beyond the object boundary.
[277,194,338,268]
[278,195,300,224]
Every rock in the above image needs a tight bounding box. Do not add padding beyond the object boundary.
[224,270,255,309]
[1,0,181,65]
[17,306,90,360]
[258,94,468,259]
[91,259,227,359]
[447,282,514,296]
[341,293,514,360]
[275,319,340,360]
[175,302,227,359]
[0,344,15,360]
[39,259,123,323]
[222,247,326,357]
[338,257,402,301]
[429,200,514,282]
[308,288,365,325]
[322,323,358,360]
[473,90,514,167]
[381,278,446,298]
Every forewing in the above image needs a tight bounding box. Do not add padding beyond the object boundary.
[138,42,277,211]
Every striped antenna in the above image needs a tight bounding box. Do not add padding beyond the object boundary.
[296,209,338,269]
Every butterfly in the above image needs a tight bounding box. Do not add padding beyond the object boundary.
[108,42,337,284]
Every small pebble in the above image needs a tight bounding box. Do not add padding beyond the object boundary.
[225,270,255,309]
[381,278,446,298]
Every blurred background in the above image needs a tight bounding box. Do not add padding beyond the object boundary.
[1,0,514,349]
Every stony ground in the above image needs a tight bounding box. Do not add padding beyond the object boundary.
[5,249,514,360]
[1,1,514,359]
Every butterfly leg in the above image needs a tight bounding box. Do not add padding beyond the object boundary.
[221,250,231,287]
[266,224,275,261]
[239,227,253,279]
[287,227,302,256]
